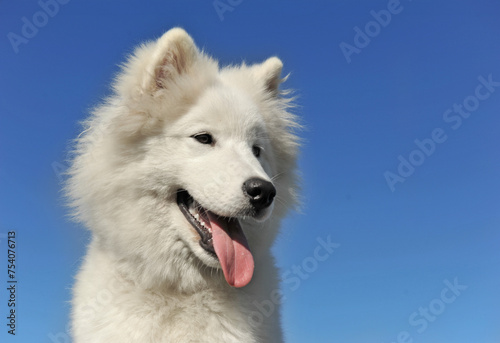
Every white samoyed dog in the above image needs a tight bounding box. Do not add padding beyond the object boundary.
[67,27,300,342]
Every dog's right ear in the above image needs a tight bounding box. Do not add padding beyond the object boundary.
[141,27,199,93]
[111,28,201,137]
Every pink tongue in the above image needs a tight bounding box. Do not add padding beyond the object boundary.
[207,212,254,288]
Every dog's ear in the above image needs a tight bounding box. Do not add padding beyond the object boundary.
[142,27,198,92]
[111,28,201,138]
[254,57,284,96]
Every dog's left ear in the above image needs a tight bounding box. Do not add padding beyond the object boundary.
[143,27,199,92]
[254,57,284,96]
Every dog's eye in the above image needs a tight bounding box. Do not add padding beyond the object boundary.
[192,133,214,145]
[252,145,261,157]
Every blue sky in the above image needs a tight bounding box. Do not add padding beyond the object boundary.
[1,0,499,342]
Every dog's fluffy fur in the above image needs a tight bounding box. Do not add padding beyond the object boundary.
[67,28,300,342]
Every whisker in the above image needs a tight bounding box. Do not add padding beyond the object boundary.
[271,172,285,182]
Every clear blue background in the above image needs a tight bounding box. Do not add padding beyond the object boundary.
[1,1,499,342]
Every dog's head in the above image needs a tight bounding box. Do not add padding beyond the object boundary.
[68,28,300,290]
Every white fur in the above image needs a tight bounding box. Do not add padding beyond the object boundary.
[67,28,300,342]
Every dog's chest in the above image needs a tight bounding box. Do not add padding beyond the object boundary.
[98,287,259,342]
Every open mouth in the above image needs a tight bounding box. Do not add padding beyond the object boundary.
[176,189,255,288]
[176,190,216,255]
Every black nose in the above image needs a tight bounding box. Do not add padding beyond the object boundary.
[243,178,276,211]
